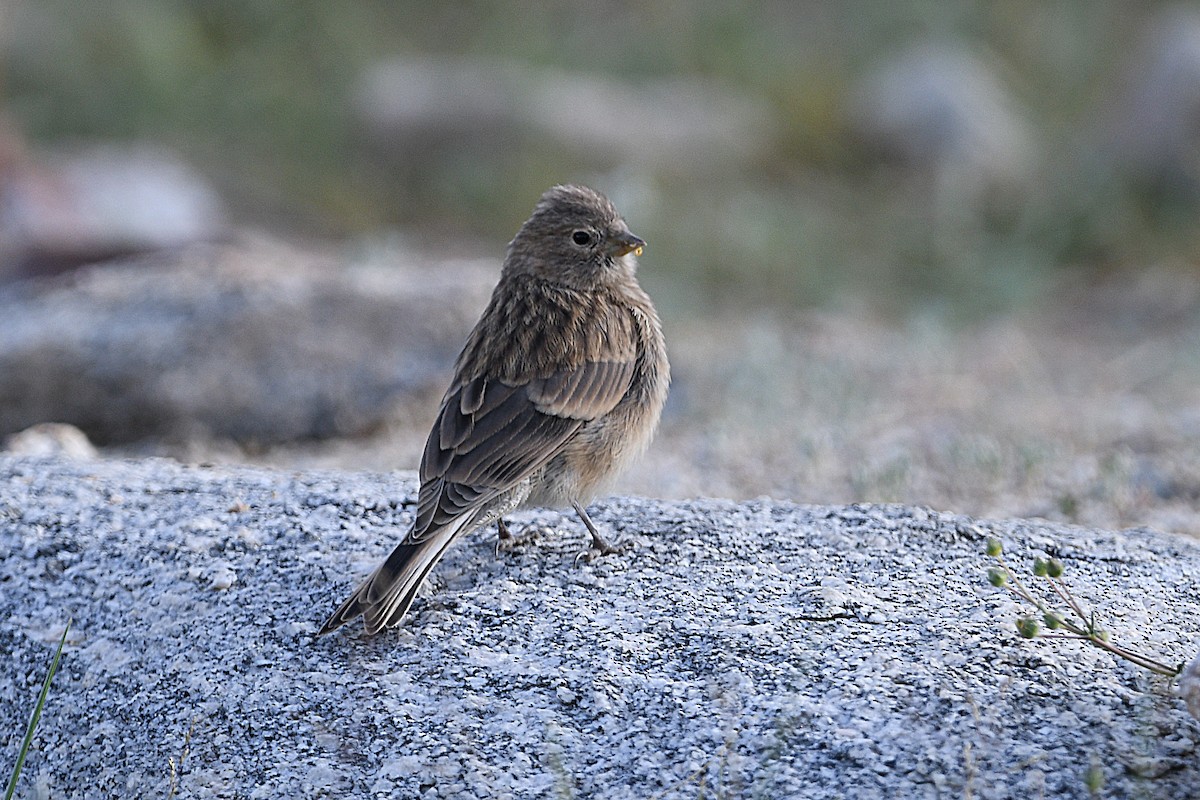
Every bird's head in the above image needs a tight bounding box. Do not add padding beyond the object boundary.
[505,184,645,289]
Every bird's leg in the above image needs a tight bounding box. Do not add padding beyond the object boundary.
[572,501,620,558]
[495,516,546,555]
[494,517,513,557]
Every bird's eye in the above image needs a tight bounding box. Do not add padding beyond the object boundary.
[571,230,592,246]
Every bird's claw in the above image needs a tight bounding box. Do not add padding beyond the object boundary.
[573,536,631,566]
[495,521,545,555]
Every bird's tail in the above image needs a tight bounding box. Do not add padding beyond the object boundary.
[318,517,471,636]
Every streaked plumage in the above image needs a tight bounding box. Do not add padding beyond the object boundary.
[319,185,669,635]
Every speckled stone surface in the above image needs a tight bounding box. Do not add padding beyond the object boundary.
[1,455,1198,799]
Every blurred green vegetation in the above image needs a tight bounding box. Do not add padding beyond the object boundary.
[3,0,1196,316]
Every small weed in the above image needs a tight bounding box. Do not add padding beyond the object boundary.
[165,717,198,800]
[1056,494,1080,520]
[1083,756,1104,795]
[984,538,1181,677]
[4,620,70,800]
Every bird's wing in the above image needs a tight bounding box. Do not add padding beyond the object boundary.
[409,358,636,541]
[317,361,636,636]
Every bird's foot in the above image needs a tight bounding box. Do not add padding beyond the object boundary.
[570,501,632,565]
[572,531,632,565]
[494,518,546,555]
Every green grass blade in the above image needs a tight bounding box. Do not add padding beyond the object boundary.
[4,619,70,800]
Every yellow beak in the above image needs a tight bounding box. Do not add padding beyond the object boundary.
[609,231,646,258]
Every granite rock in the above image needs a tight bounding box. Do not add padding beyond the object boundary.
[1,455,1197,799]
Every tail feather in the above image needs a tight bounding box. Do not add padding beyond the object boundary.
[318,517,470,636]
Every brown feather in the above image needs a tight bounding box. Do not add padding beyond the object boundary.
[318,184,669,635]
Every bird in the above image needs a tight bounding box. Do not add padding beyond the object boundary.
[318,184,670,636]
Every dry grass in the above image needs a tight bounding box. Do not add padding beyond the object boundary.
[631,266,1200,537]
[192,266,1200,539]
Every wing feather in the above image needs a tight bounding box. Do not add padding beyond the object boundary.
[409,356,635,543]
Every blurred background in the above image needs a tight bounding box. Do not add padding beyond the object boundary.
[3,1,1200,536]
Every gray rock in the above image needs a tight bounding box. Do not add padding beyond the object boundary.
[3,423,97,460]
[1103,6,1200,194]
[0,139,226,279]
[356,57,778,174]
[0,239,496,445]
[847,43,1037,202]
[1,455,1197,799]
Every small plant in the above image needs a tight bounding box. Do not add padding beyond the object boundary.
[166,717,197,800]
[984,538,1181,677]
[1083,756,1104,795]
[5,620,70,800]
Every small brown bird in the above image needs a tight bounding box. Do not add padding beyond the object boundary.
[319,184,670,635]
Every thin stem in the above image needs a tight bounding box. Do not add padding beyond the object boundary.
[4,620,70,800]
[997,560,1041,607]
[991,553,1182,678]
[1048,577,1091,629]
[1091,640,1179,676]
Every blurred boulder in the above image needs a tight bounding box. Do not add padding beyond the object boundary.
[0,238,496,445]
[3,422,97,459]
[1103,6,1200,195]
[356,57,778,175]
[847,43,1037,203]
[0,124,226,280]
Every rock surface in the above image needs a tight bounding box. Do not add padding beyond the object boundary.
[0,239,496,445]
[1,455,1197,799]
[357,57,777,174]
